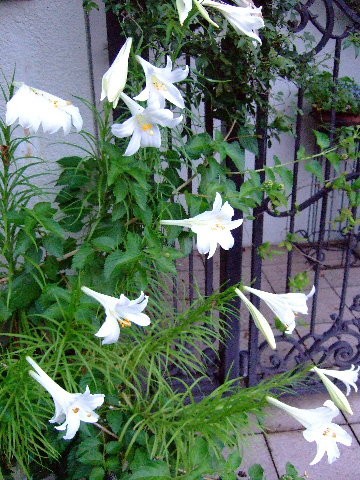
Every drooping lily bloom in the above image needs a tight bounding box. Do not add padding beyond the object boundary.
[243,285,315,334]
[27,357,104,440]
[100,37,132,108]
[81,286,151,345]
[111,93,183,156]
[235,288,276,350]
[134,56,189,109]
[312,365,359,396]
[267,396,352,465]
[311,366,354,415]
[6,83,83,135]
[160,192,243,259]
[201,0,265,43]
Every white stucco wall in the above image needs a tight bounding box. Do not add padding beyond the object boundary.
[0,0,108,168]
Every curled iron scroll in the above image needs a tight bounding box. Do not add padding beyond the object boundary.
[290,0,360,55]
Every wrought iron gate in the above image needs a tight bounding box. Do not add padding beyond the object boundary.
[221,0,360,386]
[105,0,360,390]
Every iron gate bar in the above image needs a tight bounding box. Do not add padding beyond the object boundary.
[285,88,305,293]
[338,154,360,321]
[185,54,195,305]
[204,100,214,298]
[218,121,244,383]
[310,35,341,333]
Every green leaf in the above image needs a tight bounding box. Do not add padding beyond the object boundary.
[92,236,117,252]
[104,250,141,279]
[0,297,12,322]
[238,127,258,155]
[113,181,128,203]
[296,145,306,160]
[89,467,105,480]
[325,151,341,172]
[285,462,299,476]
[105,441,122,455]
[128,462,171,480]
[8,273,42,310]
[305,160,324,182]
[224,142,245,172]
[314,130,330,150]
[185,133,213,159]
[248,464,266,480]
[13,231,33,256]
[189,437,211,467]
[43,235,64,257]
[57,156,82,168]
[108,162,123,186]
[106,410,124,435]
[133,184,148,211]
[78,450,104,466]
[72,245,95,270]
[226,450,242,470]
[32,202,55,216]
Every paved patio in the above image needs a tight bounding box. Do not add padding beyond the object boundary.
[178,244,360,479]
[240,390,360,480]
[237,246,360,479]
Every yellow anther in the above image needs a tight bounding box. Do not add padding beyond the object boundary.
[322,427,336,438]
[211,223,226,231]
[119,318,132,328]
[152,76,167,91]
[141,123,154,135]
[72,407,80,413]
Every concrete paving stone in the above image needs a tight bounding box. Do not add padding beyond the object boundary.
[263,391,347,433]
[316,248,349,267]
[237,433,279,480]
[262,266,315,293]
[341,391,360,424]
[266,425,358,480]
[311,286,342,323]
[348,423,360,445]
[261,247,308,267]
[334,286,360,319]
[322,267,360,289]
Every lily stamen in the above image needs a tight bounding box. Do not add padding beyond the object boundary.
[119,319,132,328]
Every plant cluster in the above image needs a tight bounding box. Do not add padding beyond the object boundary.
[306,71,360,115]
[0,1,359,479]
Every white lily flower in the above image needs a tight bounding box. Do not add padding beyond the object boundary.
[243,285,315,334]
[111,93,183,156]
[176,0,219,27]
[6,83,83,135]
[235,288,276,350]
[176,0,193,25]
[160,192,243,259]
[134,56,189,109]
[201,0,265,43]
[81,286,151,345]
[267,396,352,465]
[100,37,132,108]
[312,365,359,396]
[27,357,104,440]
[311,366,353,415]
